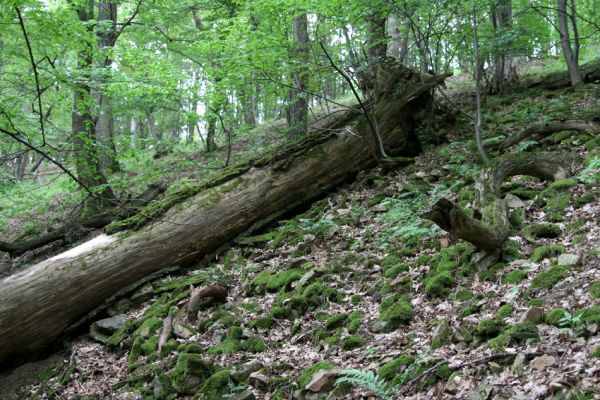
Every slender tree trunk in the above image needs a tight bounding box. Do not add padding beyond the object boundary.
[94,0,120,173]
[239,86,256,128]
[557,0,583,86]
[490,0,512,94]
[129,117,136,148]
[206,114,217,152]
[287,13,309,138]
[366,11,387,63]
[15,151,29,180]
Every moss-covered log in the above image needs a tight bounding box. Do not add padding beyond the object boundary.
[499,120,600,149]
[0,65,445,367]
[423,153,571,252]
[521,57,600,90]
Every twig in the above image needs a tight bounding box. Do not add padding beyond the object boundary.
[15,7,45,145]
[319,41,387,160]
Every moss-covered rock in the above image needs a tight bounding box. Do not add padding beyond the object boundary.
[341,335,367,350]
[384,263,409,278]
[250,317,275,330]
[496,304,515,319]
[431,319,452,350]
[248,271,272,295]
[303,281,342,305]
[324,313,348,330]
[194,369,231,400]
[476,318,505,338]
[531,245,564,262]
[379,297,414,329]
[523,224,561,241]
[531,266,566,289]
[509,321,539,343]
[589,281,600,298]
[267,269,303,292]
[547,178,577,191]
[544,307,567,327]
[425,272,454,297]
[379,355,415,381]
[574,193,596,208]
[503,269,527,284]
[579,306,600,326]
[298,361,336,389]
[502,240,522,262]
[544,192,570,213]
[168,353,216,395]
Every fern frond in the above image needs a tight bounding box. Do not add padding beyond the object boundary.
[335,369,392,400]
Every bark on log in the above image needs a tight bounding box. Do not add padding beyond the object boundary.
[499,120,600,149]
[0,65,444,367]
[521,57,600,90]
[186,285,228,323]
[423,153,571,252]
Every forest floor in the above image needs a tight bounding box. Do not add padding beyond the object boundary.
[1,81,600,400]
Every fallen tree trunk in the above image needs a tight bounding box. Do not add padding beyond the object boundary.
[423,153,571,254]
[521,57,600,90]
[499,120,600,149]
[0,65,445,366]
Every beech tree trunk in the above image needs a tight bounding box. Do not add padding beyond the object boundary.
[0,66,444,367]
[557,0,583,86]
[287,13,310,137]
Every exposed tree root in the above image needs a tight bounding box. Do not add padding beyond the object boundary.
[186,285,228,324]
[423,153,571,253]
[499,119,600,149]
[158,310,174,355]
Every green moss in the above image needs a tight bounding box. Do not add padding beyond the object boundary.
[509,321,539,342]
[325,313,348,330]
[179,343,204,354]
[298,361,336,389]
[574,193,596,208]
[341,336,367,350]
[544,307,567,326]
[504,269,527,284]
[510,188,537,200]
[384,263,409,278]
[140,336,158,356]
[523,223,562,241]
[168,353,216,395]
[379,298,414,328]
[496,304,515,319]
[525,299,544,307]
[547,213,563,222]
[381,255,400,269]
[250,317,274,330]
[531,266,566,289]
[476,318,505,337]
[531,245,564,262]
[488,331,510,352]
[502,240,522,261]
[195,369,231,400]
[379,355,415,381]
[415,254,431,266]
[244,338,267,353]
[267,269,303,292]
[544,192,570,212]
[547,178,577,190]
[454,288,473,301]
[351,294,362,304]
[368,193,387,207]
[248,271,272,295]
[303,281,341,305]
[207,327,243,355]
[270,305,287,319]
[589,281,600,298]
[579,306,600,325]
[592,346,600,358]
[155,273,209,294]
[509,209,524,228]
[425,272,454,297]
[431,319,452,350]
[566,219,586,233]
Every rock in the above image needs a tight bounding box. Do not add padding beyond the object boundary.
[232,360,264,383]
[467,380,492,400]
[305,368,340,392]
[107,298,132,316]
[488,362,503,374]
[505,193,526,209]
[510,353,526,375]
[530,355,556,371]
[289,258,310,268]
[173,322,196,339]
[519,307,543,324]
[444,374,460,395]
[130,283,155,304]
[431,319,452,349]
[89,314,128,344]
[248,371,269,389]
[371,320,389,333]
[440,238,450,248]
[293,270,316,289]
[557,253,580,266]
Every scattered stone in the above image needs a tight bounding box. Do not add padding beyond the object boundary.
[510,353,526,375]
[505,193,526,208]
[530,355,556,371]
[293,270,317,289]
[371,320,389,333]
[431,319,452,349]
[467,380,492,400]
[232,360,264,382]
[444,374,460,395]
[248,371,269,389]
[488,362,503,374]
[305,369,340,392]
[107,298,132,316]
[440,238,450,248]
[519,307,544,324]
[557,253,580,266]
[173,322,196,339]
[228,389,255,400]
[89,314,128,344]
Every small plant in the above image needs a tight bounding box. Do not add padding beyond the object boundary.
[336,369,394,400]
[516,140,539,153]
[559,311,585,335]
[577,157,600,184]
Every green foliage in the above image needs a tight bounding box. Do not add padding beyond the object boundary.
[530,266,566,289]
[531,245,565,262]
[589,281,600,298]
[379,297,414,328]
[503,269,527,284]
[336,369,393,400]
[341,336,367,350]
[544,307,567,326]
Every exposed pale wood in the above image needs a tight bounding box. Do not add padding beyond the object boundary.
[186,285,228,324]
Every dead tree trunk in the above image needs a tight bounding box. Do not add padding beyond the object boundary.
[0,66,444,367]
[424,153,571,254]
[522,57,600,90]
